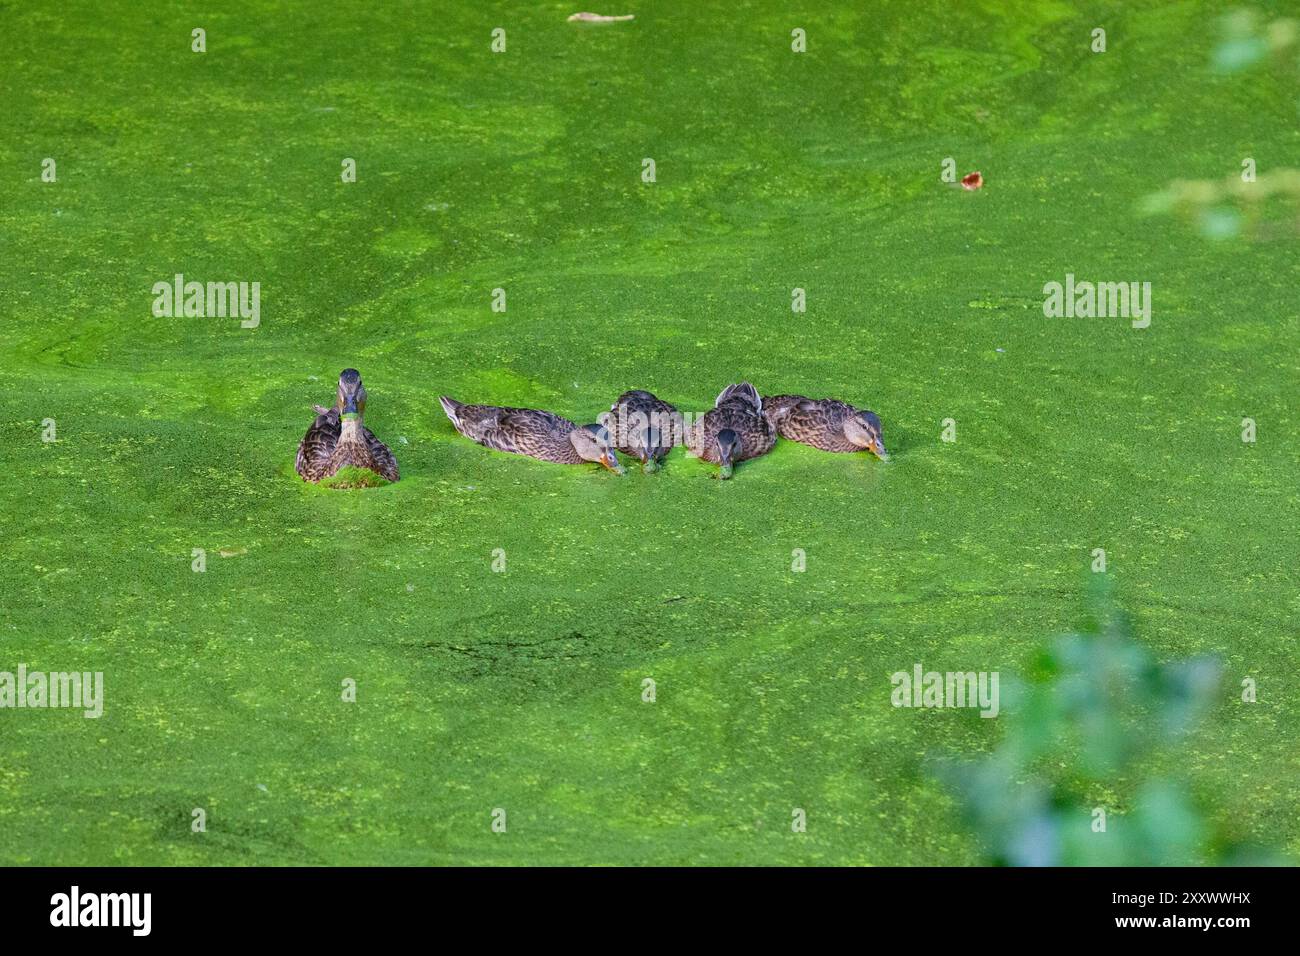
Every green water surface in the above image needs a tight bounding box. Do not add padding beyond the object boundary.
[0,1,1296,864]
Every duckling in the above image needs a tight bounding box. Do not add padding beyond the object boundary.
[764,394,888,460]
[686,382,780,479]
[295,369,400,483]
[603,389,680,472]
[439,396,625,473]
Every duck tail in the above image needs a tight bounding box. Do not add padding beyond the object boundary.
[439,395,463,430]
[715,382,762,414]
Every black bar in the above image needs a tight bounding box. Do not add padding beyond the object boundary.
[0,866,1285,942]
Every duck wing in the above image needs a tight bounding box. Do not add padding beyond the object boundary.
[496,408,582,461]
[446,402,576,461]
[777,397,858,450]
[712,382,759,421]
[296,410,341,482]
[363,427,401,482]
[441,399,512,446]
[609,390,680,454]
[764,394,814,417]
[612,389,657,410]
[715,382,762,414]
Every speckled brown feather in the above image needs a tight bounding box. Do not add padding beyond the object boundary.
[296,409,340,481]
[296,400,400,484]
[607,389,679,460]
[361,428,401,481]
[326,421,401,481]
[765,394,872,452]
[441,397,586,464]
[687,382,778,464]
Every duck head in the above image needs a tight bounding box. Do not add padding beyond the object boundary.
[844,410,887,460]
[335,368,368,434]
[572,424,625,474]
[715,428,740,479]
[636,425,669,472]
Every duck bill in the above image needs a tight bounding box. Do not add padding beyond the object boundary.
[869,440,889,461]
[600,452,626,475]
[718,454,734,479]
[637,429,659,472]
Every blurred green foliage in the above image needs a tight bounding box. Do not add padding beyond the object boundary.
[936,581,1287,866]
[1139,9,1300,240]
[1211,9,1297,74]
[1139,168,1300,241]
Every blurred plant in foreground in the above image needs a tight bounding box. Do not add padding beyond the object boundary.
[1211,8,1297,74]
[1138,10,1300,241]
[935,580,1287,866]
[1139,168,1300,242]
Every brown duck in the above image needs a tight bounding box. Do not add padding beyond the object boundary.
[439,396,625,473]
[602,389,680,472]
[686,382,781,479]
[295,369,400,483]
[764,394,888,459]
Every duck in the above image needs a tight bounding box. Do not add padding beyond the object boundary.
[763,394,888,460]
[295,369,401,483]
[439,396,625,473]
[603,389,680,472]
[686,382,780,479]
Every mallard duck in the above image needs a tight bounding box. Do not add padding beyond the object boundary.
[764,394,888,459]
[686,382,780,479]
[603,389,680,472]
[439,396,625,473]
[295,369,400,483]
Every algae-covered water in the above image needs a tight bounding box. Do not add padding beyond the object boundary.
[0,2,1296,864]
